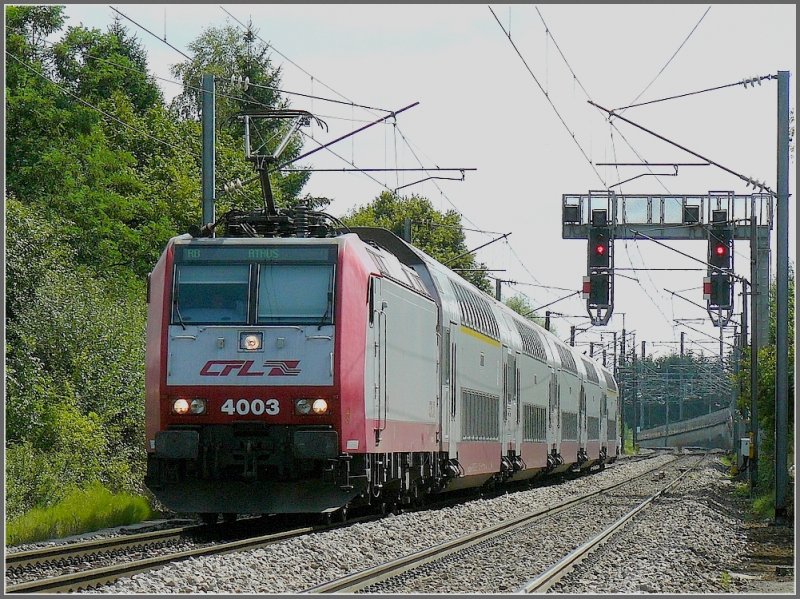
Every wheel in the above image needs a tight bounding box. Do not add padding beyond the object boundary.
[200,513,218,526]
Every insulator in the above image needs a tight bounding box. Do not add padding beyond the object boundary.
[294,200,309,238]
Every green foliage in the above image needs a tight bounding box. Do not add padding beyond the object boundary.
[735,268,795,491]
[169,22,308,211]
[343,191,492,293]
[6,482,152,546]
[5,11,310,531]
[751,492,775,521]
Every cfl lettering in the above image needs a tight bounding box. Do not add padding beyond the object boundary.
[200,360,264,377]
[200,360,301,376]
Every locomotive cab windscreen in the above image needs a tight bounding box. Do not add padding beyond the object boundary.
[171,244,336,327]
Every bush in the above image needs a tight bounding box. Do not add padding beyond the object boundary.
[6,482,152,546]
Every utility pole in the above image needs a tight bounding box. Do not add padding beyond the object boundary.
[202,73,215,230]
[774,70,790,523]
[750,195,759,491]
[590,341,595,357]
[570,326,576,347]
[620,328,626,451]
[680,331,685,357]
[495,278,502,301]
[632,342,638,449]
[545,311,551,331]
[401,217,412,242]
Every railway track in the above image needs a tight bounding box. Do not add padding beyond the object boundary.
[517,458,701,593]
[302,453,694,593]
[5,519,337,593]
[5,452,659,594]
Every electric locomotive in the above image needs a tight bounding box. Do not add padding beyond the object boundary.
[144,204,619,521]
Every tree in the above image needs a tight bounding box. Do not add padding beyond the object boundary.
[342,191,492,293]
[51,18,162,114]
[735,268,795,489]
[169,22,309,214]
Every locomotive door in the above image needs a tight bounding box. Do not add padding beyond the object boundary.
[371,277,387,441]
[441,321,458,456]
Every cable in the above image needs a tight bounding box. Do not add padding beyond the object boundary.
[297,129,394,193]
[524,9,676,195]
[6,51,193,154]
[242,78,393,113]
[489,5,607,188]
[109,5,192,61]
[222,4,488,232]
[220,6,362,109]
[621,5,712,112]
[394,125,482,229]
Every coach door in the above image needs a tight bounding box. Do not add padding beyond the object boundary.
[502,347,517,452]
[578,385,587,448]
[548,368,559,448]
[439,322,455,452]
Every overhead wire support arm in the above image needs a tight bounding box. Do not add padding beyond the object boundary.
[276,102,419,170]
[443,232,512,266]
[588,100,776,195]
[531,291,581,314]
[612,74,776,112]
[394,169,467,193]
[277,167,476,174]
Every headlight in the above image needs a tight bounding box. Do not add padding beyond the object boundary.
[190,398,207,414]
[240,332,263,351]
[295,399,312,415]
[312,399,328,415]
[172,398,190,414]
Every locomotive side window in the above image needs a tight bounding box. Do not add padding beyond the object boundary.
[172,264,250,324]
[257,264,334,325]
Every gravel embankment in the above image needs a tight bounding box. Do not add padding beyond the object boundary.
[360,457,697,593]
[87,454,677,594]
[550,459,749,593]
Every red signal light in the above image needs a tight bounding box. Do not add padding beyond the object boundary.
[715,245,726,256]
[595,244,606,255]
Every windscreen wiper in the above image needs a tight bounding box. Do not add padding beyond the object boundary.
[173,299,187,331]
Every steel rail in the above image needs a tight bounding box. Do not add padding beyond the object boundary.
[303,454,685,594]
[5,520,337,594]
[5,525,196,569]
[517,456,703,593]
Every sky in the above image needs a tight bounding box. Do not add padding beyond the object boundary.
[53,3,796,359]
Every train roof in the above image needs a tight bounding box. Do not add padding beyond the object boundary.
[349,228,617,393]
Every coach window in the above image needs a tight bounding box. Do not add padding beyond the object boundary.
[257,264,334,325]
[172,264,250,324]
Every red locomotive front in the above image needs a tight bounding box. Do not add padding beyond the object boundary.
[144,236,371,519]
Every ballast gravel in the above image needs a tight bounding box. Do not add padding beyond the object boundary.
[550,461,749,594]
[88,454,694,594]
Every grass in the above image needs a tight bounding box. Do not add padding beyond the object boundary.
[6,482,152,546]
[720,571,732,591]
[623,427,639,454]
[751,491,775,520]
